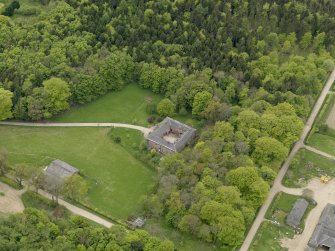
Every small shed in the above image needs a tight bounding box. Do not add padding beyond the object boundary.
[286,198,308,228]
[129,217,145,228]
[44,159,79,181]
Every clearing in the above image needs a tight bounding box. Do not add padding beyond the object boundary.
[0,126,156,220]
[283,148,335,188]
[52,84,162,126]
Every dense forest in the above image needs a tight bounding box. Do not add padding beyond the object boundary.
[0,208,174,250]
[0,0,335,249]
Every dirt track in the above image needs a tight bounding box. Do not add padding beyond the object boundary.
[280,179,335,250]
[240,67,335,251]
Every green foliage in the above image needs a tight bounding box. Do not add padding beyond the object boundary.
[0,208,174,250]
[0,126,155,220]
[61,174,88,201]
[0,88,13,120]
[157,98,176,117]
[192,91,212,116]
[0,175,23,190]
[43,77,71,114]
[252,137,288,169]
[2,1,20,16]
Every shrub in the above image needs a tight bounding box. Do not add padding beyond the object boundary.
[147,116,155,124]
[113,136,121,143]
[179,107,188,116]
[17,7,40,16]
[156,98,176,117]
[2,1,20,16]
[0,176,23,190]
[319,124,329,134]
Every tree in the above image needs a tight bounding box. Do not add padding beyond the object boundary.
[29,169,45,192]
[43,77,71,114]
[2,1,20,16]
[226,166,259,192]
[213,121,234,140]
[192,91,212,116]
[178,214,201,234]
[156,98,176,117]
[300,32,312,49]
[0,88,13,120]
[203,100,221,123]
[12,163,31,186]
[0,150,8,176]
[247,179,269,208]
[252,137,288,168]
[61,174,88,201]
[215,186,242,206]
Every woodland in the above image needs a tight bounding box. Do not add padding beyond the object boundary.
[0,0,335,249]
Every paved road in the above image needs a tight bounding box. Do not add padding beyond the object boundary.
[240,67,335,251]
[37,189,113,228]
[0,122,152,136]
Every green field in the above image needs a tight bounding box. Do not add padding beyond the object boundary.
[52,84,162,126]
[251,192,313,251]
[0,126,156,220]
[308,133,335,156]
[283,148,335,187]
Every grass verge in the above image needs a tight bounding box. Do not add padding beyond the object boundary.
[283,148,335,188]
[0,176,23,190]
[250,192,315,251]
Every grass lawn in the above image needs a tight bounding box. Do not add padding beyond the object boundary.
[283,148,335,188]
[251,192,314,251]
[308,132,335,156]
[52,84,163,126]
[0,126,156,220]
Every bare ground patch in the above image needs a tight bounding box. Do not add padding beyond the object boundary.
[0,182,25,214]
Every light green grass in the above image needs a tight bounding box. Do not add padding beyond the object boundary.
[283,148,335,187]
[0,126,156,220]
[308,133,335,156]
[52,84,162,126]
[251,192,314,251]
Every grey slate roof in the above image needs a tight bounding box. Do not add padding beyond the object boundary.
[130,217,145,228]
[147,117,196,152]
[286,198,308,228]
[309,203,335,249]
[45,159,79,180]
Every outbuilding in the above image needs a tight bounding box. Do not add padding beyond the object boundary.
[146,117,196,154]
[44,159,79,181]
[286,198,309,228]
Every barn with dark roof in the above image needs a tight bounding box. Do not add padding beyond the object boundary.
[308,203,335,250]
[146,117,196,154]
[44,159,79,181]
